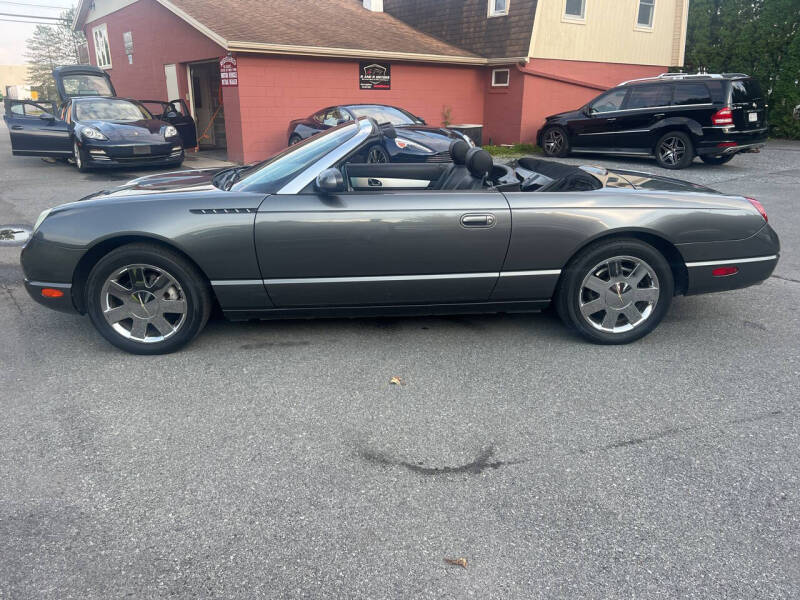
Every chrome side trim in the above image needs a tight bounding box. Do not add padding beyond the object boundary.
[685,255,778,268]
[500,269,562,277]
[580,129,650,136]
[210,279,264,286]
[350,177,431,189]
[265,273,499,285]
[27,280,72,288]
[277,119,373,195]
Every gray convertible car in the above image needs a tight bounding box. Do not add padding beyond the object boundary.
[22,117,779,354]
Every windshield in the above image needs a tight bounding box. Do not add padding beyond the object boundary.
[62,74,114,97]
[75,99,152,122]
[348,105,422,125]
[231,122,360,193]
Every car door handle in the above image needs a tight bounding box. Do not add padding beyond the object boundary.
[461,214,495,228]
[11,125,23,130]
[367,178,382,187]
[606,118,617,122]
[653,113,665,119]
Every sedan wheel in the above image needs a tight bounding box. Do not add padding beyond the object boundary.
[556,239,674,344]
[86,243,211,354]
[366,145,389,163]
[73,140,90,173]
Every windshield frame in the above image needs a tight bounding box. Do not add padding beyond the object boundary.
[231,118,375,195]
[74,98,153,122]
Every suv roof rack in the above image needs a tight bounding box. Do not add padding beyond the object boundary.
[618,72,751,86]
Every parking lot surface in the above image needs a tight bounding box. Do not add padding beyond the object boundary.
[1,122,798,599]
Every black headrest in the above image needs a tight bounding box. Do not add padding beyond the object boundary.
[466,147,492,178]
[449,139,470,165]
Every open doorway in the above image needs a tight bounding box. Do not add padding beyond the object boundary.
[188,60,226,152]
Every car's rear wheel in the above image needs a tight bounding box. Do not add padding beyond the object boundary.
[655,131,694,169]
[541,126,570,157]
[289,134,302,146]
[556,239,674,344]
[366,145,389,163]
[86,243,212,354]
[700,154,735,165]
[73,139,90,173]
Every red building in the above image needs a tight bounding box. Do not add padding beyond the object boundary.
[74,0,688,164]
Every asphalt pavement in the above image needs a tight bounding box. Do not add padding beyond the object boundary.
[1,122,798,599]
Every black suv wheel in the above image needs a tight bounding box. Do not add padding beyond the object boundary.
[541,126,570,157]
[655,131,694,169]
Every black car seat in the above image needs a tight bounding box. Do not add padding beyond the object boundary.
[438,140,471,189]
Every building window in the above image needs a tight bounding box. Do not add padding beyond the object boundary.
[92,23,112,69]
[636,0,655,29]
[488,0,509,18]
[564,0,586,21]
[491,68,510,87]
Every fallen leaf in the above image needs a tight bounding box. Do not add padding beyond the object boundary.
[389,376,404,386]
[444,557,467,568]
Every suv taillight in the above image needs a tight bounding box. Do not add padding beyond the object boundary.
[747,197,768,223]
[712,107,734,125]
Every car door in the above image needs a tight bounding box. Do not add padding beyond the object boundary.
[162,99,197,148]
[571,88,630,150]
[254,166,511,307]
[3,99,72,157]
[613,83,674,152]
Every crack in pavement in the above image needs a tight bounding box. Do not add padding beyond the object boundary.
[357,444,525,476]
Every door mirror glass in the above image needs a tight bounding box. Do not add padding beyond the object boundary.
[166,111,178,119]
[315,168,345,193]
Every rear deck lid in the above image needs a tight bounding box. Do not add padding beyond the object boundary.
[52,65,116,102]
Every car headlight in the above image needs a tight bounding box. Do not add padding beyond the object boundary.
[33,208,52,232]
[394,137,433,153]
[164,125,179,138]
[81,126,107,140]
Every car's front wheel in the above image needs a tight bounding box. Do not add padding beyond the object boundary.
[556,239,674,344]
[541,126,570,157]
[73,139,90,173]
[366,145,389,163]
[700,154,735,165]
[85,243,212,354]
[655,131,694,169]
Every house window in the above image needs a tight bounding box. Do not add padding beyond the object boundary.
[492,68,510,87]
[636,0,655,28]
[92,23,112,68]
[564,0,586,21]
[488,0,509,17]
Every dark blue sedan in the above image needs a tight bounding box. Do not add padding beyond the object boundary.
[287,104,473,163]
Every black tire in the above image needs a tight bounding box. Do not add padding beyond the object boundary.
[73,139,91,173]
[289,134,302,146]
[555,238,674,345]
[700,154,734,166]
[540,126,570,158]
[654,131,694,169]
[366,144,389,163]
[85,243,212,355]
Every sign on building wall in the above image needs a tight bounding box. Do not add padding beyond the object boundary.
[220,55,238,87]
[359,62,391,90]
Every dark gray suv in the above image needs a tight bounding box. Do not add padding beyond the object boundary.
[538,73,768,169]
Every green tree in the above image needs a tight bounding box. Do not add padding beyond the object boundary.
[24,7,86,100]
[684,0,800,138]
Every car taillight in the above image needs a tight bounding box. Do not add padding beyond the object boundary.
[712,107,734,125]
[747,197,768,223]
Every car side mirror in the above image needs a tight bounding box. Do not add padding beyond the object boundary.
[382,124,397,139]
[39,112,55,121]
[166,111,178,119]
[315,168,345,194]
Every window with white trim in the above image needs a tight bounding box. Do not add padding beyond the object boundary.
[491,68,510,87]
[488,0,509,17]
[92,23,112,69]
[564,0,586,20]
[636,0,655,28]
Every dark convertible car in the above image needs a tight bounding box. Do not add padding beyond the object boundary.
[287,104,472,163]
[3,66,194,170]
[22,117,779,354]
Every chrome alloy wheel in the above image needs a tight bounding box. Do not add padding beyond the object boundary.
[100,264,187,343]
[367,146,388,163]
[657,136,686,167]
[543,128,565,155]
[578,256,660,334]
[73,140,83,170]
